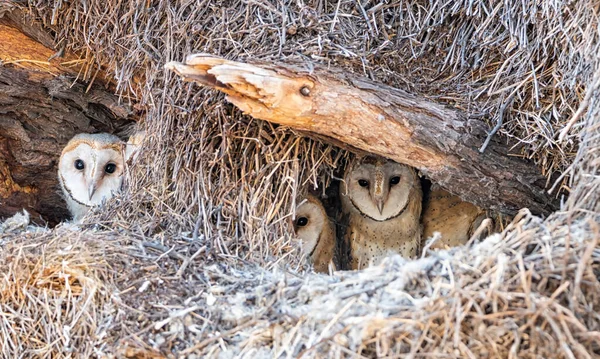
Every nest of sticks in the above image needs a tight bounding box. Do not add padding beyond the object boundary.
[1,0,599,357]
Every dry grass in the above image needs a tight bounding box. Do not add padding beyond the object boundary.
[0,0,599,357]
[21,0,599,262]
[26,0,599,184]
[0,226,125,357]
[1,209,599,358]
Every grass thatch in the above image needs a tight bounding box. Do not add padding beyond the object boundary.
[0,225,119,357]
[1,0,600,357]
[2,210,599,357]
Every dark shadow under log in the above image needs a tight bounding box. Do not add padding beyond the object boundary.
[0,13,134,225]
[166,55,559,216]
[0,67,134,225]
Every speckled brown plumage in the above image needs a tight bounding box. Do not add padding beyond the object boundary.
[340,156,422,270]
[422,186,488,249]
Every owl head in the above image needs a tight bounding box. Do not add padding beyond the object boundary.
[342,156,419,221]
[293,194,331,258]
[58,133,125,208]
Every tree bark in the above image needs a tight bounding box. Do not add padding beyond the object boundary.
[0,12,133,225]
[166,55,559,216]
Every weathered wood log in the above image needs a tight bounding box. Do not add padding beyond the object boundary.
[0,13,133,225]
[166,54,559,216]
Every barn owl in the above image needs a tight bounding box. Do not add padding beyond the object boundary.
[58,133,125,221]
[340,156,422,270]
[293,194,336,273]
[422,185,489,249]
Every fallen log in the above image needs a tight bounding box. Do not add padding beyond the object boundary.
[165,54,559,216]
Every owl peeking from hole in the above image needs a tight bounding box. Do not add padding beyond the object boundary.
[340,155,423,270]
[292,194,336,273]
[58,131,145,221]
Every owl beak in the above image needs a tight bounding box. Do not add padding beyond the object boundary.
[88,183,97,201]
[376,198,384,214]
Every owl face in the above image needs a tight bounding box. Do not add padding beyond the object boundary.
[58,133,125,208]
[342,156,418,221]
[293,195,328,257]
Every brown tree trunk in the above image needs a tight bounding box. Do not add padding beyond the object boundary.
[0,11,133,225]
[166,55,559,216]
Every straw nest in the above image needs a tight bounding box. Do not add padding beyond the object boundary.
[1,0,599,357]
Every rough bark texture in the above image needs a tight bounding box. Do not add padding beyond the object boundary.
[0,13,133,225]
[166,55,559,216]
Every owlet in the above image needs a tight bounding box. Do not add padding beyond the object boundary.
[340,156,422,270]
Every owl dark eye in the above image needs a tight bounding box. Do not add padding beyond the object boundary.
[390,176,401,185]
[74,159,85,170]
[105,163,117,174]
[358,179,369,187]
[296,217,309,227]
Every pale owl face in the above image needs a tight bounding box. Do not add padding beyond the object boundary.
[58,133,125,208]
[293,195,328,257]
[342,156,418,221]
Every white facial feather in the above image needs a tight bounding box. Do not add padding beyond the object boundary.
[340,156,423,270]
[293,194,336,273]
[342,157,418,221]
[294,198,326,255]
[58,133,125,220]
